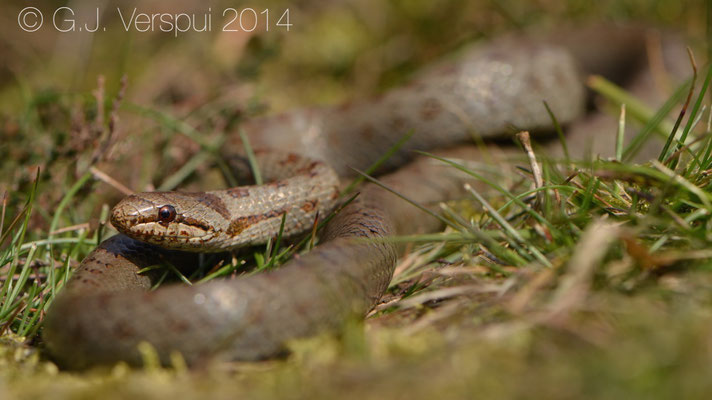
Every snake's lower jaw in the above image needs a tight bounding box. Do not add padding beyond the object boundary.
[113,222,218,251]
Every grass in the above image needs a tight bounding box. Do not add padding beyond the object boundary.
[1,0,712,399]
[5,64,712,398]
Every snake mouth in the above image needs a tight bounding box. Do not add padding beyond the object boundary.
[128,220,216,239]
[122,221,219,250]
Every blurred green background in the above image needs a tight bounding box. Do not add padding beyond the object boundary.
[0,0,706,223]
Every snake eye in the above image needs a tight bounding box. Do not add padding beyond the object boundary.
[157,205,176,223]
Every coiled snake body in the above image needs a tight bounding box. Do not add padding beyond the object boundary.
[43,25,668,368]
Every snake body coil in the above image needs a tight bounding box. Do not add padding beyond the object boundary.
[43,26,654,368]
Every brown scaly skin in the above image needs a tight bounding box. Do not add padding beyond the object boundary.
[109,151,341,252]
[43,25,679,369]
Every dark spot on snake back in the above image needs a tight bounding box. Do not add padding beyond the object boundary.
[300,199,319,212]
[227,187,251,199]
[194,193,231,220]
[226,207,289,237]
[420,97,442,121]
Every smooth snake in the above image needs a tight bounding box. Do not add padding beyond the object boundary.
[42,25,685,369]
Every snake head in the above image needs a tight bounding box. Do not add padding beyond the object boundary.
[110,192,225,251]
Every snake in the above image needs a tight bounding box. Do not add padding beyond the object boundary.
[42,24,678,369]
